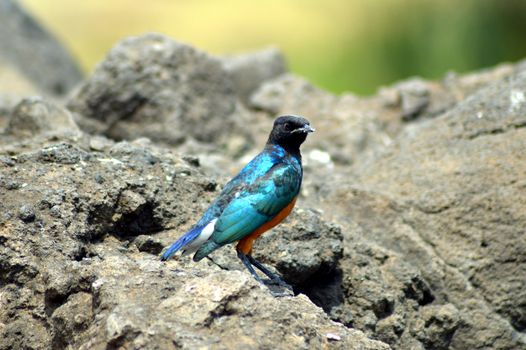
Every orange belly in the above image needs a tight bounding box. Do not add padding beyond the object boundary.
[236,197,298,255]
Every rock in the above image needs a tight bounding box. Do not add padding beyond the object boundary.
[324,233,445,350]
[0,314,51,350]
[377,62,520,122]
[67,33,252,153]
[394,78,431,120]
[307,67,526,349]
[254,208,343,286]
[356,68,526,332]
[81,260,387,350]
[2,35,526,350]
[0,60,41,130]
[222,47,287,104]
[412,304,460,350]
[133,235,164,255]
[4,97,80,138]
[251,73,369,163]
[250,74,395,166]
[251,62,524,169]
[50,292,94,348]
[250,73,337,117]
[18,204,35,222]
[0,0,82,95]
[0,132,387,350]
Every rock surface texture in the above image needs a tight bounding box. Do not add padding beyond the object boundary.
[1,31,525,350]
[67,34,252,156]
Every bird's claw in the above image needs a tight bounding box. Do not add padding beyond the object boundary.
[265,283,294,297]
[266,278,293,291]
[269,289,294,298]
[262,278,294,297]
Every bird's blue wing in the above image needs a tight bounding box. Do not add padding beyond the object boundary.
[210,163,301,245]
[162,149,284,261]
[195,147,283,226]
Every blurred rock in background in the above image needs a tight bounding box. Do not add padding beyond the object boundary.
[0,0,82,97]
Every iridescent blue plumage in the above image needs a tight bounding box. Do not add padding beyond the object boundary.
[161,115,314,290]
[161,144,301,259]
[195,146,302,257]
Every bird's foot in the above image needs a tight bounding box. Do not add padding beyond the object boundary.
[268,288,294,298]
[237,250,294,296]
[265,277,293,291]
[264,281,294,297]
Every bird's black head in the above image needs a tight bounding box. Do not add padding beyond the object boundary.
[267,115,314,153]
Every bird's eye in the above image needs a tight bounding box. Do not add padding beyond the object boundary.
[284,122,292,131]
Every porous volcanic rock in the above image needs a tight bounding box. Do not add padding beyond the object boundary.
[304,65,526,349]
[0,109,387,349]
[3,30,526,350]
[67,34,253,156]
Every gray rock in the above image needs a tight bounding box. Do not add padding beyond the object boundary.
[0,314,51,350]
[3,37,526,350]
[0,0,82,95]
[251,62,524,169]
[0,61,41,131]
[255,208,343,286]
[249,73,424,167]
[357,68,526,332]
[411,304,460,350]
[306,68,526,349]
[395,78,431,120]
[250,73,337,116]
[133,235,164,255]
[222,47,287,104]
[0,131,387,350]
[4,97,80,138]
[51,292,94,348]
[329,234,448,350]
[67,33,253,154]
[377,62,520,122]
[18,204,35,222]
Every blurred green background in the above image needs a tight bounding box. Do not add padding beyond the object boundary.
[22,0,526,95]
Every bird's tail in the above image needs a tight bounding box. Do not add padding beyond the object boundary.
[193,241,221,262]
[160,226,202,261]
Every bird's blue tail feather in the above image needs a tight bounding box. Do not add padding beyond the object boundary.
[160,226,202,261]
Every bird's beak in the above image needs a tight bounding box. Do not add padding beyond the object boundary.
[292,124,316,134]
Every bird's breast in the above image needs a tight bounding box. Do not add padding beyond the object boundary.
[236,196,298,254]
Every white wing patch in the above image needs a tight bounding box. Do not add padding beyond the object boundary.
[181,218,217,256]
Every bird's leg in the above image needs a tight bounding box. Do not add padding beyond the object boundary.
[237,250,264,284]
[237,251,293,297]
[206,256,228,270]
[247,255,292,290]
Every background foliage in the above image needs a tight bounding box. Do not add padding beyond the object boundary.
[23,0,526,94]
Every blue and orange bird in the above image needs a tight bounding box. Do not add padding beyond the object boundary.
[161,115,314,289]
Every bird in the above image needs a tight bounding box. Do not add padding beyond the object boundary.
[161,115,314,290]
